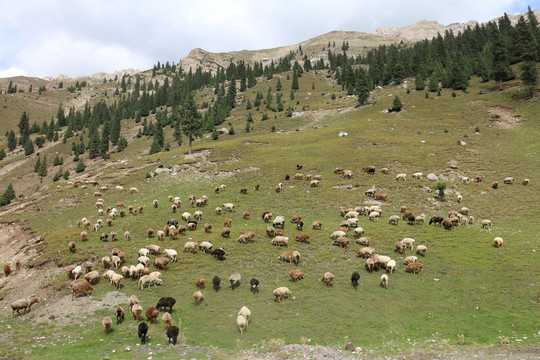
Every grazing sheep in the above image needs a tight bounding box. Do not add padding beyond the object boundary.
[212,276,221,291]
[405,262,423,274]
[139,274,163,290]
[321,272,335,287]
[182,212,192,222]
[240,187,248,194]
[273,216,286,229]
[412,172,423,179]
[72,265,83,280]
[196,277,205,289]
[295,233,310,244]
[396,173,406,181]
[153,257,170,270]
[147,244,161,255]
[155,297,176,313]
[343,170,354,179]
[164,249,178,263]
[222,203,235,212]
[238,306,251,326]
[363,165,376,174]
[80,230,88,242]
[369,211,380,222]
[84,270,100,284]
[266,226,276,237]
[310,180,320,187]
[288,269,304,282]
[11,297,39,315]
[167,325,179,345]
[482,219,492,229]
[193,291,204,305]
[403,256,418,265]
[356,237,371,246]
[381,274,388,288]
[162,312,172,330]
[443,219,454,230]
[292,251,301,265]
[494,237,504,248]
[351,271,360,289]
[115,306,125,325]
[388,215,400,225]
[129,187,138,194]
[102,256,111,269]
[311,220,323,230]
[279,252,294,263]
[271,236,289,247]
[111,256,121,269]
[386,260,396,274]
[395,242,406,255]
[102,316,112,335]
[183,242,198,254]
[254,184,260,191]
[504,177,514,184]
[132,304,143,321]
[68,241,76,252]
[199,241,213,253]
[429,216,444,226]
[522,178,529,185]
[220,227,231,238]
[194,210,203,221]
[111,274,124,289]
[128,295,139,313]
[374,193,387,201]
[401,238,415,250]
[331,230,346,240]
[356,247,375,258]
[211,248,226,261]
[457,194,462,203]
[273,287,292,302]
[229,273,241,290]
[332,237,350,249]
[249,278,259,293]
[237,315,247,334]
[146,307,159,324]
[71,280,94,300]
[243,211,250,220]
[365,258,375,273]
[138,322,148,344]
[99,232,108,241]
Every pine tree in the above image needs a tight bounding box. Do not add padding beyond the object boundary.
[450,51,469,90]
[7,130,17,152]
[117,136,128,152]
[18,111,30,145]
[63,170,70,180]
[356,69,370,105]
[75,158,86,173]
[515,15,539,98]
[149,137,161,155]
[276,78,282,91]
[415,73,425,90]
[57,105,66,127]
[24,139,34,156]
[34,155,41,172]
[53,154,63,166]
[211,127,219,140]
[0,148,5,160]
[245,121,250,133]
[390,96,403,112]
[290,90,295,100]
[0,183,16,206]
[110,115,121,145]
[428,74,439,92]
[181,92,203,155]
[527,6,540,60]
[38,155,47,185]
[266,87,273,109]
[240,77,247,92]
[491,27,513,90]
[100,123,110,157]
[246,99,252,110]
[88,127,100,158]
[292,69,299,90]
[227,79,237,109]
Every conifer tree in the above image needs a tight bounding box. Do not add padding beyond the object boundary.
[181,92,203,155]
[291,69,299,90]
[0,183,15,206]
[100,122,110,157]
[57,105,66,127]
[0,148,5,160]
[18,111,30,145]
[34,155,41,172]
[491,27,513,90]
[110,115,121,145]
[24,139,34,156]
[117,136,128,152]
[428,74,439,92]
[415,73,425,90]
[7,130,17,152]
[149,137,161,155]
[88,127,100,158]
[276,78,282,91]
[75,158,86,173]
[38,155,47,185]
[266,87,273,109]
[227,79,236,109]
[356,68,370,105]
[515,15,539,98]
[390,95,403,112]
[154,122,164,148]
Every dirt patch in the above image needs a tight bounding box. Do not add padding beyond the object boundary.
[487,106,521,128]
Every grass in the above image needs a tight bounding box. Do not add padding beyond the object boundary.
[0,70,539,359]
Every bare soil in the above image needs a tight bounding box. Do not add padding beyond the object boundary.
[487,106,521,128]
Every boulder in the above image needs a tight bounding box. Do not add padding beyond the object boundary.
[427,173,438,181]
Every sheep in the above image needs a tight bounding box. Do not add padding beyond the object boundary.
[293,173,304,180]
[72,265,83,280]
[295,233,310,244]
[344,211,359,219]
[128,295,139,313]
[369,211,380,222]
[129,187,139,194]
[388,215,400,225]
[222,203,235,212]
[381,274,388,288]
[522,178,529,185]
[273,287,292,302]
[162,312,172,330]
[343,170,353,179]
[396,173,406,181]
[374,193,387,201]
[111,256,121,269]
[377,255,392,269]
[102,256,111,269]
[182,212,192,222]
[288,269,304,282]
[146,307,159,324]
[194,210,203,221]
[84,270,100,284]
[114,306,125,325]
[228,273,242,290]
[405,262,423,274]
[429,216,444,226]
[482,219,492,229]
[459,207,469,216]
[332,237,350,249]
[330,230,346,240]
[211,248,226,261]
[153,257,170,270]
[254,184,260,191]
[11,297,39,315]
[457,194,463,203]
[279,252,294,263]
[395,242,406,255]
[139,274,163,290]
[363,165,376,174]
[443,218,454,230]
[504,177,514,184]
[290,214,302,224]
[212,275,221,291]
[492,181,499,189]
[249,278,260,293]
[101,316,112,335]
[156,297,176,313]
[71,280,94,300]
[402,256,417,265]
[237,315,247,334]
[311,220,323,230]
[146,244,161,255]
[167,325,180,345]
[195,277,205,289]
[198,241,213,253]
[461,176,470,184]
[193,291,204,305]
[138,322,148,344]
[310,180,320,187]
[320,272,335,287]
[271,236,289,247]
[386,260,396,274]
[132,304,143,321]
[111,274,123,289]
[242,211,250,220]
[494,237,504,248]
[273,216,286,229]
[183,242,198,254]
[401,237,415,250]
[356,247,375,258]
[351,271,360,289]
[240,187,248,194]
[412,172,423,179]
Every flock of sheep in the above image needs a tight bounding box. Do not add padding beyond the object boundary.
[6,163,526,346]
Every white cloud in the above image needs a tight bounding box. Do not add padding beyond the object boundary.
[0,67,27,78]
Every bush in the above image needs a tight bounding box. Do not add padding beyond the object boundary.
[0,148,5,160]
[434,182,447,198]
[75,159,86,173]
[388,95,402,112]
[444,128,449,133]
[63,170,70,180]
[145,172,152,179]
[475,126,480,132]
[229,126,235,135]
[271,125,276,132]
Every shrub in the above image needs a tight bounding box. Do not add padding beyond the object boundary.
[434,182,447,198]
[75,159,86,173]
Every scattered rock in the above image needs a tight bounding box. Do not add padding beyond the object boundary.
[448,160,458,169]
[459,141,466,146]
[422,186,433,193]
[426,173,438,181]
[217,128,229,135]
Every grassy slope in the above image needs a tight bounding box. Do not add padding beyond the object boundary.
[0,71,539,359]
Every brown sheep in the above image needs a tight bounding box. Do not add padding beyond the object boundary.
[311,221,323,230]
[195,277,205,289]
[66,265,76,279]
[443,219,453,230]
[204,222,212,233]
[374,193,387,201]
[295,233,310,244]
[68,242,76,252]
[147,228,155,238]
[193,291,204,305]
[334,168,344,174]
[405,262,423,274]
[395,242,406,255]
[240,187,248,194]
[221,228,231,238]
[172,204,177,213]
[332,237,350,249]
[100,232,109,241]
[288,269,304,282]
[290,214,302,223]
[106,218,113,227]
[138,206,144,214]
[146,307,159,324]
[80,231,88,241]
[153,257,170,271]
[492,181,499,189]
[110,231,118,241]
[243,212,250,220]
[362,165,376,174]
[102,316,112,335]
[266,226,275,237]
[279,252,294,263]
[254,184,260,191]
[321,272,335,287]
[4,264,11,277]
[224,218,232,227]
[120,210,126,217]
[71,280,94,300]
[474,175,484,182]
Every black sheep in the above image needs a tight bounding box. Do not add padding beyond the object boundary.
[167,325,180,345]
[285,174,290,181]
[296,164,303,170]
[138,322,148,344]
[156,297,176,313]
[296,221,304,231]
[211,249,225,261]
[212,275,221,292]
[429,216,444,226]
[249,278,259,293]
[167,219,178,227]
[351,271,360,289]
[115,306,125,325]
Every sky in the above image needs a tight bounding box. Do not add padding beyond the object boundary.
[0,0,538,79]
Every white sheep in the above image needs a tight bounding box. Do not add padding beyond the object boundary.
[396,173,406,181]
[138,248,150,257]
[461,176,470,184]
[238,306,251,325]
[412,172,423,179]
[111,273,123,289]
[182,212,192,222]
[273,215,286,228]
[194,210,203,220]
[271,236,289,247]
[183,241,198,253]
[416,245,428,256]
[331,230,346,240]
[128,295,139,312]
[199,241,213,253]
[386,260,396,274]
[129,187,138,194]
[481,219,492,229]
[229,273,241,290]
[103,269,116,283]
[402,256,417,265]
[494,237,504,248]
[72,266,83,280]
[388,215,400,225]
[344,211,359,219]
[457,194,462,203]
[139,274,163,290]
[111,255,121,269]
[273,287,292,302]
[353,227,365,239]
[138,256,150,267]
[164,249,178,263]
[134,263,144,278]
[401,237,415,250]
[124,231,132,241]
[381,274,388,288]
[377,255,392,268]
[237,315,247,335]
[504,177,514,184]
[222,203,235,212]
[368,211,380,222]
